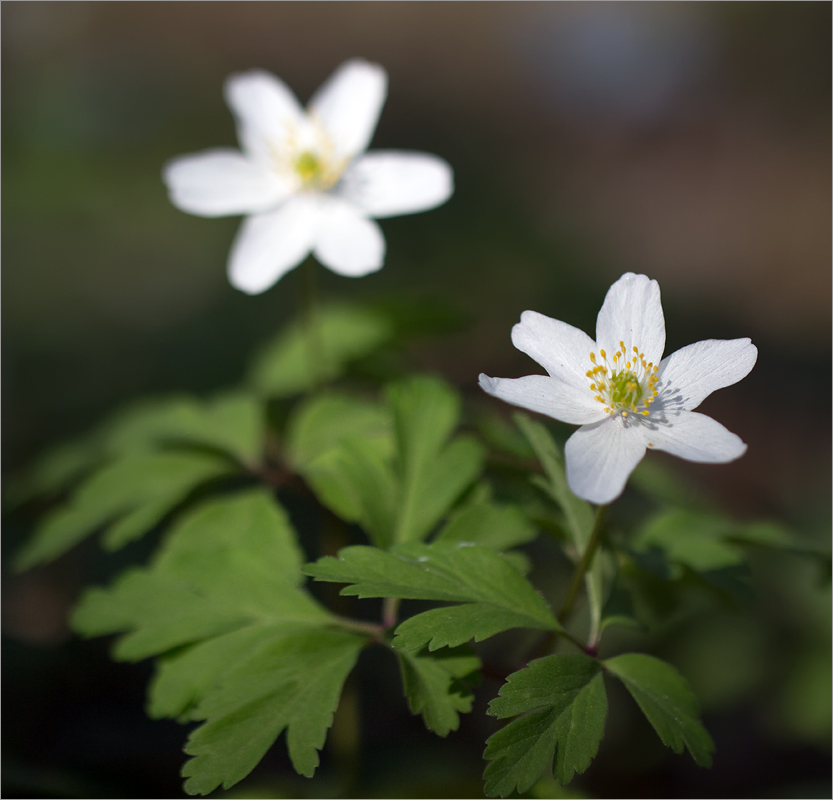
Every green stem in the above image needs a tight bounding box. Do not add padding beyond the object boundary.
[300,257,323,389]
[382,597,400,630]
[559,504,607,623]
[331,615,385,641]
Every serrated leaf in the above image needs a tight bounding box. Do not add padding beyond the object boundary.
[182,627,364,794]
[305,541,561,652]
[633,510,744,572]
[286,393,393,468]
[390,377,486,544]
[71,490,329,660]
[515,414,603,641]
[149,624,286,721]
[436,500,538,552]
[484,654,607,795]
[248,305,392,397]
[14,451,233,569]
[397,646,481,736]
[604,653,714,767]
[8,393,264,510]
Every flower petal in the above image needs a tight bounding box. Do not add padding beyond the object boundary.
[313,200,385,277]
[511,310,597,394]
[643,411,747,463]
[478,374,606,425]
[565,417,647,505]
[655,338,758,412]
[309,59,387,159]
[224,70,305,165]
[338,151,453,218]
[228,197,320,294]
[162,149,290,217]
[595,273,665,366]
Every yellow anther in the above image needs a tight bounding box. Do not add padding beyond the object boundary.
[590,353,596,363]
[600,349,606,359]
[642,410,650,415]
[595,396,604,403]
[622,411,628,417]
[586,370,594,378]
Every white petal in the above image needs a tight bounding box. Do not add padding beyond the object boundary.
[162,149,289,217]
[478,374,606,425]
[338,151,453,219]
[224,70,305,164]
[595,273,665,366]
[565,417,647,505]
[511,311,597,396]
[655,338,758,412]
[228,197,320,294]
[313,200,385,277]
[309,59,387,159]
[643,411,747,463]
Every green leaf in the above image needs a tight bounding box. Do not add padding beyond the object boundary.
[436,499,538,552]
[633,510,745,573]
[182,627,364,794]
[515,414,603,642]
[604,653,714,767]
[389,377,486,544]
[305,541,561,651]
[14,451,234,569]
[248,304,393,397]
[149,624,285,721]
[105,392,265,466]
[7,393,264,509]
[290,379,484,549]
[484,654,607,795]
[71,490,329,660]
[397,646,481,736]
[286,393,393,468]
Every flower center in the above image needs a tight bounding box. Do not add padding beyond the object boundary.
[586,341,659,417]
[294,150,323,183]
[274,117,349,192]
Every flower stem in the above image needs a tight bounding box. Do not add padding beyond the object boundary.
[559,504,607,623]
[300,257,323,390]
[382,597,400,630]
[331,614,385,641]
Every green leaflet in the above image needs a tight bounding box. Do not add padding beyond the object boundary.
[248,304,393,397]
[9,392,265,508]
[71,489,329,660]
[71,490,363,792]
[389,377,485,544]
[182,628,364,794]
[397,646,481,736]
[305,541,561,652]
[484,654,607,796]
[436,499,538,552]
[291,378,485,549]
[604,653,714,768]
[515,414,604,644]
[14,451,234,569]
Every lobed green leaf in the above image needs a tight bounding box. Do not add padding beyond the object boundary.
[248,305,393,397]
[484,654,607,795]
[305,541,560,652]
[397,646,481,736]
[14,451,234,569]
[604,653,714,767]
[182,628,364,794]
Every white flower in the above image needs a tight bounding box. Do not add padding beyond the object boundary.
[163,59,453,294]
[479,273,758,505]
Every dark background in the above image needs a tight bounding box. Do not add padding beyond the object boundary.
[3,3,830,798]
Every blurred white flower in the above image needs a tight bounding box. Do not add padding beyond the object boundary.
[480,273,757,504]
[163,59,453,294]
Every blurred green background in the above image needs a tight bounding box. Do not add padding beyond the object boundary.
[3,2,830,798]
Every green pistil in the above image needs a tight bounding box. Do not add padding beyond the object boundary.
[609,370,643,406]
[294,151,322,184]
